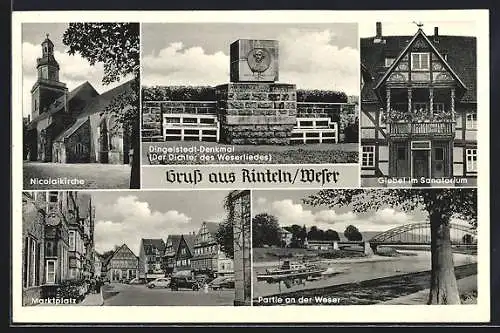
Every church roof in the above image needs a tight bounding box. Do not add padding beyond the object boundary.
[361,30,476,103]
[68,81,98,101]
[27,78,134,129]
[75,79,134,119]
[53,116,89,142]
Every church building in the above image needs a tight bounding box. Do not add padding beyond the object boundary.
[25,34,134,164]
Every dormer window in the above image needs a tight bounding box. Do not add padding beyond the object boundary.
[384,57,395,67]
[411,52,430,71]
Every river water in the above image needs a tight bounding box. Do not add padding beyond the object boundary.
[252,251,477,298]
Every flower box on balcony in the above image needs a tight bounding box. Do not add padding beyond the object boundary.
[382,109,455,124]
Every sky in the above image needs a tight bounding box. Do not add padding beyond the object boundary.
[89,190,230,256]
[22,23,129,118]
[141,23,359,95]
[359,20,477,38]
[252,190,473,234]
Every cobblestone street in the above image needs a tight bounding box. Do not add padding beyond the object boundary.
[102,283,235,306]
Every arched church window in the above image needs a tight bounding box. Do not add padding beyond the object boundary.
[74,142,86,156]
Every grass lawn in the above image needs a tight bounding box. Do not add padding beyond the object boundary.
[23,162,131,189]
[142,141,359,165]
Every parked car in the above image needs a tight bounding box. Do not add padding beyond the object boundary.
[128,278,141,285]
[147,277,171,289]
[208,276,235,290]
[170,275,200,291]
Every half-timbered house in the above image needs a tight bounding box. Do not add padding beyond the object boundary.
[360,22,477,187]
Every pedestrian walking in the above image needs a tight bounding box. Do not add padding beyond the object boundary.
[89,278,96,294]
[95,278,102,294]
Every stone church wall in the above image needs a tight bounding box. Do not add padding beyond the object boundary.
[65,119,91,163]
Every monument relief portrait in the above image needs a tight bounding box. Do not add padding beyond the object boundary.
[247,48,271,73]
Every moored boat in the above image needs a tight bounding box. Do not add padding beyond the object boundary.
[256,260,326,281]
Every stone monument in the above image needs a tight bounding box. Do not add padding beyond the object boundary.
[216,39,297,144]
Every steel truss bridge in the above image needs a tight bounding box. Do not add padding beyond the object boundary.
[368,222,477,246]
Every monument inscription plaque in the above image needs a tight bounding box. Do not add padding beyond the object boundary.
[230,39,279,82]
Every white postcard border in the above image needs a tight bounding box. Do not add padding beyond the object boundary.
[11,9,490,323]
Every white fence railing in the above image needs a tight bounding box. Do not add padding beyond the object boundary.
[290,117,338,144]
[163,113,219,142]
[162,114,338,144]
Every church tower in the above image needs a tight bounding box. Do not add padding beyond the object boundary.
[30,34,68,120]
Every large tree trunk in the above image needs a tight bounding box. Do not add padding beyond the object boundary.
[428,212,461,304]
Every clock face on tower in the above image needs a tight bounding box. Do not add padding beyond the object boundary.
[247,48,272,73]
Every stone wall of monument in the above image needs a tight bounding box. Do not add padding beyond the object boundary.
[141,88,358,144]
[215,83,297,145]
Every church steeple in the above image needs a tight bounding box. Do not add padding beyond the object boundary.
[31,33,67,120]
[36,33,60,82]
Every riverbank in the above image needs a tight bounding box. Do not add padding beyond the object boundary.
[381,274,477,305]
[253,250,477,298]
[253,263,477,305]
[253,247,366,263]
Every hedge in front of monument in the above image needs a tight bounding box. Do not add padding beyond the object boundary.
[296,89,347,103]
[142,86,348,103]
[142,86,216,101]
